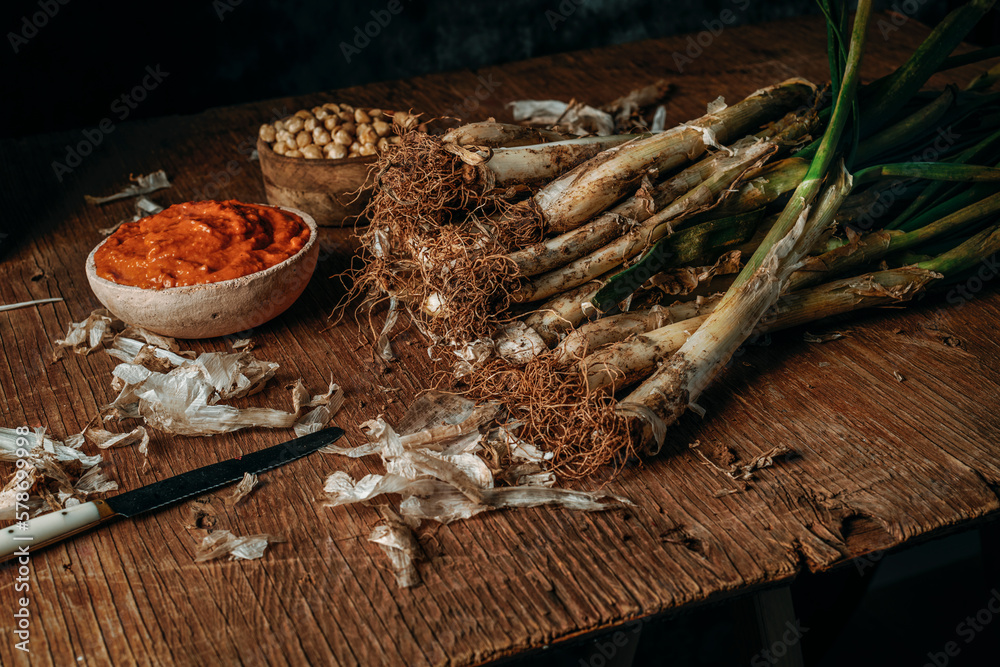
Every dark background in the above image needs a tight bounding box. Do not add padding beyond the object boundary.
[2,0,994,140]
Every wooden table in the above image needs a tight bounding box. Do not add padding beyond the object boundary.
[2,13,998,667]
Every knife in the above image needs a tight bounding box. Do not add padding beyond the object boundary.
[0,426,344,563]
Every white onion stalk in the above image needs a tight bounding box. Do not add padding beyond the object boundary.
[442,121,566,147]
[534,79,816,233]
[621,166,853,443]
[518,136,779,303]
[483,135,639,185]
[619,1,872,448]
[582,252,946,392]
[509,117,814,279]
[581,221,1000,393]
[553,295,722,366]
[509,143,746,278]
[522,272,616,347]
[583,312,714,392]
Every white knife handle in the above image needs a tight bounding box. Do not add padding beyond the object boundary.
[0,500,117,562]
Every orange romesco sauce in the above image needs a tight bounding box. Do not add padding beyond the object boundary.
[94,200,310,289]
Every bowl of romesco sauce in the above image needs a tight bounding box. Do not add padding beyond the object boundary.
[86,200,319,339]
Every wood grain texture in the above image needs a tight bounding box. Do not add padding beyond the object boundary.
[1,13,999,666]
[257,137,376,227]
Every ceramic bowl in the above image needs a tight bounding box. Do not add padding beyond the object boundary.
[257,137,376,227]
[85,205,319,339]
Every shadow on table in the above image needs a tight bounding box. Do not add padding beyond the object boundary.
[488,521,1000,667]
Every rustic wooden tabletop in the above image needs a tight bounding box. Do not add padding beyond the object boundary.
[1,12,999,667]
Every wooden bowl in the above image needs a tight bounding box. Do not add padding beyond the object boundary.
[257,137,376,227]
[85,205,319,339]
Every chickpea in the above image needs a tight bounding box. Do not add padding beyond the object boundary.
[325,143,348,159]
[313,128,331,146]
[334,129,353,145]
[358,125,378,146]
[269,105,413,159]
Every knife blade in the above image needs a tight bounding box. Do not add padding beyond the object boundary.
[0,426,344,563]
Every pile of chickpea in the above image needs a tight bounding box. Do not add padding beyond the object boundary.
[259,104,418,160]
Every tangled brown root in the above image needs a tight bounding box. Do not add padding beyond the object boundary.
[346,130,640,479]
[460,356,640,480]
[347,130,545,344]
[370,130,476,234]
